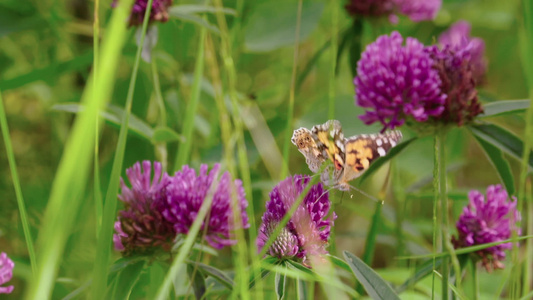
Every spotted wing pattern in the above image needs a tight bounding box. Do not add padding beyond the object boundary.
[292,120,402,191]
[291,127,325,173]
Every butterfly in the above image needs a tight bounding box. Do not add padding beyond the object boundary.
[291,120,402,191]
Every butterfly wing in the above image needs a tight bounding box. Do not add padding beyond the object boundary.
[291,127,325,173]
[342,130,403,183]
[311,120,345,170]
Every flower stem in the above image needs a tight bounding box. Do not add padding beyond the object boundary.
[435,128,463,299]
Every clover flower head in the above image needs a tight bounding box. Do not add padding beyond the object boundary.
[161,164,249,249]
[392,0,441,22]
[344,0,395,18]
[0,252,14,294]
[113,161,176,256]
[113,0,173,27]
[256,175,336,266]
[453,185,521,271]
[439,20,487,83]
[355,31,446,131]
[425,43,483,126]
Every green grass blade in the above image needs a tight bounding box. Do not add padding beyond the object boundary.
[93,0,103,236]
[24,0,135,297]
[280,0,302,180]
[0,91,37,276]
[173,25,206,171]
[518,0,533,296]
[91,1,157,298]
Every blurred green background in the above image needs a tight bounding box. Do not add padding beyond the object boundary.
[0,0,529,298]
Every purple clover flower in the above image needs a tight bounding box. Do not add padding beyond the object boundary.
[439,20,487,83]
[425,44,483,126]
[344,0,395,19]
[453,185,521,271]
[113,0,173,27]
[161,164,249,249]
[392,0,441,22]
[344,0,440,23]
[256,175,336,266]
[113,161,176,256]
[355,31,446,131]
[0,252,14,294]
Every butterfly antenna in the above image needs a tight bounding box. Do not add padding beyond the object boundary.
[345,183,384,204]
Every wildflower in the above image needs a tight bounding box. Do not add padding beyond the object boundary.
[0,252,14,294]
[438,20,487,83]
[344,0,395,19]
[113,0,173,27]
[425,44,483,126]
[161,164,249,249]
[354,31,446,131]
[453,185,521,272]
[393,0,441,22]
[256,175,336,266]
[344,0,440,23]
[113,161,176,256]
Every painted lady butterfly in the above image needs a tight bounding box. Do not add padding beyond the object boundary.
[291,120,402,191]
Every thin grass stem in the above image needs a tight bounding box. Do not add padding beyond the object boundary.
[0,91,37,276]
[91,2,156,298]
[93,0,103,236]
[151,59,168,171]
[280,0,303,180]
[518,0,533,296]
[174,26,207,171]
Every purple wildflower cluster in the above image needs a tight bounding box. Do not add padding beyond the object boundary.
[113,0,173,27]
[256,175,336,266]
[113,161,249,256]
[453,185,521,272]
[438,21,487,84]
[0,252,14,294]
[345,0,441,23]
[355,31,446,130]
[354,22,486,131]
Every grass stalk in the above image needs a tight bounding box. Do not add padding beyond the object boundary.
[93,0,103,235]
[151,59,168,171]
[328,0,338,121]
[518,0,533,296]
[0,91,37,276]
[90,2,156,299]
[212,1,258,298]
[432,131,440,300]
[174,26,207,171]
[280,0,303,180]
[24,0,134,296]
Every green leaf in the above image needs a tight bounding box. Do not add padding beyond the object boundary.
[169,4,236,15]
[0,51,93,91]
[275,267,287,300]
[244,2,324,52]
[469,122,533,169]
[187,263,206,300]
[51,103,154,141]
[152,126,184,143]
[110,259,146,300]
[479,99,530,118]
[328,255,352,274]
[343,251,400,300]
[359,137,417,183]
[192,261,234,290]
[396,258,443,293]
[472,132,515,195]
